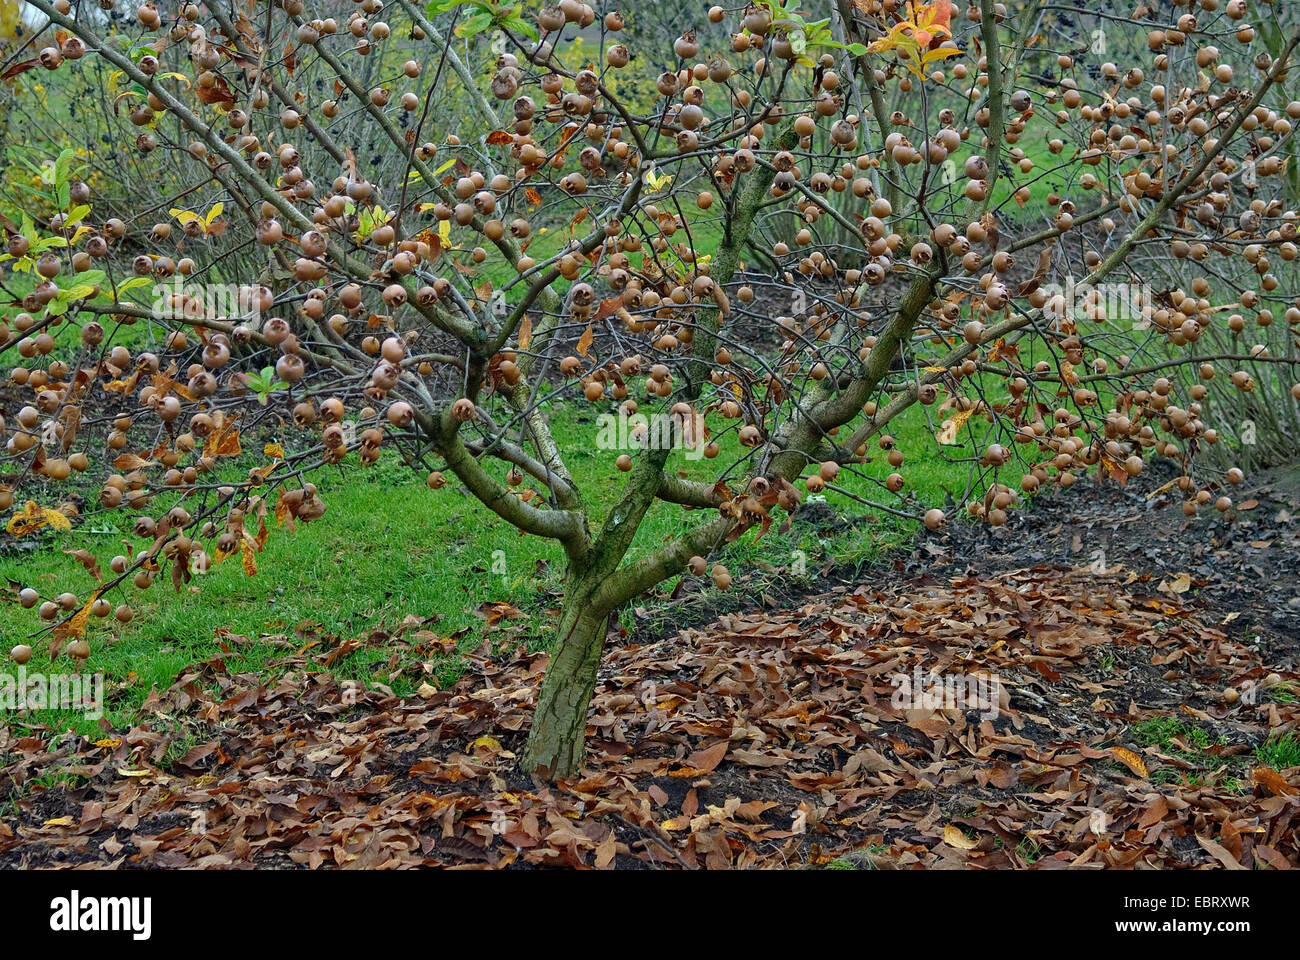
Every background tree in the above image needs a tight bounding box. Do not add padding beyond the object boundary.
[3,0,1300,778]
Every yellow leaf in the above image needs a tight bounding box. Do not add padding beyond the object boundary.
[921,46,964,67]
[54,591,99,642]
[41,507,71,532]
[644,168,673,192]
[94,738,122,749]
[1111,747,1149,778]
[936,407,974,445]
[240,538,258,576]
[943,824,979,849]
[274,492,291,528]
[263,442,285,459]
[43,817,76,827]
[116,768,152,778]
[7,501,71,537]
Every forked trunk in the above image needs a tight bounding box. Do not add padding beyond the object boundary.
[522,597,609,780]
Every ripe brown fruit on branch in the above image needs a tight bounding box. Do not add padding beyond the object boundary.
[387,402,414,428]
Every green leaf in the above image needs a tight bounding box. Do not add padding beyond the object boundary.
[54,147,75,184]
[426,0,472,15]
[457,10,493,36]
[13,181,53,203]
[115,276,153,298]
[503,16,537,39]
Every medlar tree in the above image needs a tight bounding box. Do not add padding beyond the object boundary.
[4,0,1300,778]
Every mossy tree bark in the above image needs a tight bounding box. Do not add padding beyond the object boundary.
[521,577,611,779]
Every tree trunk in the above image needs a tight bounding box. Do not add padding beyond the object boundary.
[522,595,609,780]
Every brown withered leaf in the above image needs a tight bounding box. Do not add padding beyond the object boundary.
[171,551,191,593]
[575,322,594,359]
[592,297,622,323]
[557,124,581,149]
[61,405,81,449]
[1197,835,1247,870]
[195,74,236,106]
[64,549,103,583]
[204,412,242,458]
[153,367,196,402]
[113,453,156,471]
[476,601,525,625]
[1,59,40,81]
[1253,767,1296,796]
